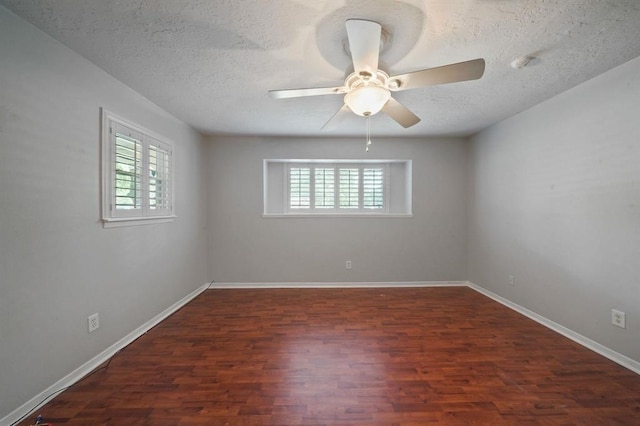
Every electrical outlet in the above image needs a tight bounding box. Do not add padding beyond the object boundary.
[611,309,626,329]
[345,260,352,270]
[88,313,99,333]
[508,275,515,286]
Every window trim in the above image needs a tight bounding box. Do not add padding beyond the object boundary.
[101,109,175,228]
[261,158,413,219]
[263,159,412,218]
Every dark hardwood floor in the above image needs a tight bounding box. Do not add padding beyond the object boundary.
[20,287,640,425]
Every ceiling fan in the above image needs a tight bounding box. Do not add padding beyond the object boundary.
[269,19,486,130]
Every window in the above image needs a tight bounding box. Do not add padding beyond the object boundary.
[339,168,360,209]
[363,167,384,209]
[263,159,412,217]
[101,109,174,227]
[287,164,385,213]
[289,167,310,209]
[314,168,335,209]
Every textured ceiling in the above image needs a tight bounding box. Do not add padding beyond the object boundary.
[2,0,640,137]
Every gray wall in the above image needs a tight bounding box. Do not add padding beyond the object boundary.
[206,136,469,283]
[0,7,208,419]
[468,56,640,362]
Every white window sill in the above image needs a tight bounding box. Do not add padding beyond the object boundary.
[102,215,176,228]
[262,213,413,219]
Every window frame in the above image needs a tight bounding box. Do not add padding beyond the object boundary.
[284,162,389,215]
[101,109,175,228]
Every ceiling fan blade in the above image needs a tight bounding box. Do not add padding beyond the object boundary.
[345,19,381,76]
[322,104,351,131]
[389,58,485,91]
[269,86,345,99]
[382,97,421,128]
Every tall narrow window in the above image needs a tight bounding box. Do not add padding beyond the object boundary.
[339,168,359,209]
[149,141,171,214]
[102,109,174,227]
[289,167,310,209]
[363,167,384,209]
[114,132,142,211]
[314,167,335,209]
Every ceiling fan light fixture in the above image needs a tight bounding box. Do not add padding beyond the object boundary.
[344,85,391,116]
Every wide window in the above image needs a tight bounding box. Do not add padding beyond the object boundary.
[287,164,385,213]
[263,159,412,217]
[101,110,174,227]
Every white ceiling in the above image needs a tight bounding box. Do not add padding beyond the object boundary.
[2,0,640,137]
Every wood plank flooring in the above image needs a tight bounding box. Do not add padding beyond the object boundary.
[19,287,640,425]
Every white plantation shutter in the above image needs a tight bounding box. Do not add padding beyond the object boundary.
[314,167,335,209]
[148,140,172,215]
[289,167,310,209]
[339,168,359,209]
[363,167,384,209]
[112,124,143,217]
[284,163,387,213]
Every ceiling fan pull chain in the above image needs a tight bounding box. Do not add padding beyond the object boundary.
[365,114,372,152]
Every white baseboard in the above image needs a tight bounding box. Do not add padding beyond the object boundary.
[467,281,640,375]
[2,283,210,426]
[209,281,468,289]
